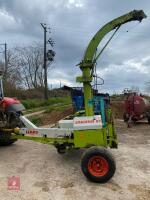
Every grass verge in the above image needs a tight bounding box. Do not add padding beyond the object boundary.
[22,96,72,114]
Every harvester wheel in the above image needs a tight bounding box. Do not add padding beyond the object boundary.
[81,146,116,183]
[0,132,17,146]
[55,144,66,154]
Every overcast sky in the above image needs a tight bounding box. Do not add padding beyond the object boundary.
[0,0,150,94]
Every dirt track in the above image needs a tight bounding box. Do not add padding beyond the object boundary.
[0,120,150,200]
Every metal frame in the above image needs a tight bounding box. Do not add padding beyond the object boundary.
[11,109,117,150]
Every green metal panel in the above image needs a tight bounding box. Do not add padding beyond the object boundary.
[12,134,74,145]
[107,123,118,148]
[76,76,92,82]
[73,129,107,148]
[82,67,94,116]
[105,108,118,148]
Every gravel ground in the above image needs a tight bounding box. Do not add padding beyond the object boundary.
[0,120,150,200]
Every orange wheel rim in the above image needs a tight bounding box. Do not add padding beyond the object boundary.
[88,156,109,177]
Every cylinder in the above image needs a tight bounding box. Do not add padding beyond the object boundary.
[123,94,150,120]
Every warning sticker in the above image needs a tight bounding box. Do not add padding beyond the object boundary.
[73,115,102,130]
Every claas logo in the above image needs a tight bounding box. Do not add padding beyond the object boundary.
[26,130,38,135]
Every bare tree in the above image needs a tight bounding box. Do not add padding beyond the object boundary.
[15,43,53,89]
[131,86,140,93]
[0,49,21,87]
[145,81,150,93]
[0,42,54,96]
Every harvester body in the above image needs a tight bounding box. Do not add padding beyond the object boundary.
[0,10,146,183]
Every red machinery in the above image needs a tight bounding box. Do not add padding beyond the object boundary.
[0,73,25,145]
[123,92,150,124]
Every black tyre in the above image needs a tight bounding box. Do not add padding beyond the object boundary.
[123,113,129,122]
[81,146,116,183]
[147,117,150,124]
[0,132,17,146]
[57,147,66,154]
[55,144,66,154]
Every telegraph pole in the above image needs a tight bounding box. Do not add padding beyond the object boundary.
[0,43,7,79]
[41,23,48,100]
[4,43,7,73]
[41,23,55,100]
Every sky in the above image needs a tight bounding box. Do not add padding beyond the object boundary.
[0,0,150,94]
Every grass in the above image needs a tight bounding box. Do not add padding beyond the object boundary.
[28,104,72,126]
[22,96,72,114]
[30,117,43,126]
[45,103,71,113]
[23,96,72,126]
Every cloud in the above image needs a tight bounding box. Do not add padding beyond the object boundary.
[0,0,149,94]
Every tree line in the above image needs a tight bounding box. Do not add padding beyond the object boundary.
[0,43,54,98]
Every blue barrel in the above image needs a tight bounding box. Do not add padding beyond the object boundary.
[72,96,84,111]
